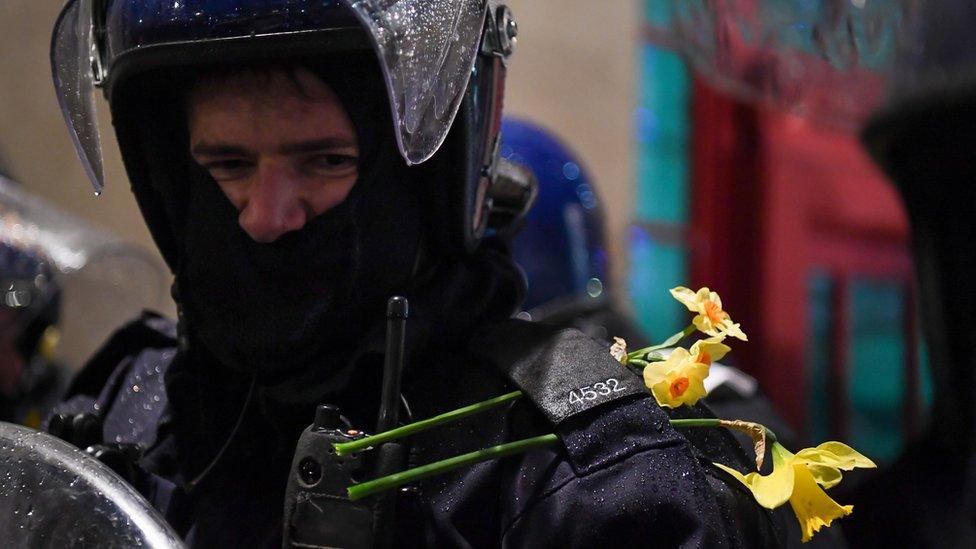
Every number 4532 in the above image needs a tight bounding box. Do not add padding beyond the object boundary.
[568,378,626,405]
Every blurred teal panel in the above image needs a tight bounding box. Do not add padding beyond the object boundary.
[639,48,690,138]
[635,43,690,224]
[805,271,832,444]
[636,147,688,223]
[849,278,905,464]
[631,3,690,341]
[628,225,687,339]
[644,0,673,26]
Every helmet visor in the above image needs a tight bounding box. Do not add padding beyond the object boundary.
[342,0,488,165]
[51,0,104,192]
[51,0,490,192]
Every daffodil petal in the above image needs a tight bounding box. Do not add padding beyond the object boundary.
[642,363,669,388]
[720,321,748,342]
[690,338,732,364]
[713,462,746,479]
[716,444,795,509]
[788,465,853,542]
[688,361,710,379]
[795,442,876,470]
[670,286,699,312]
[702,288,721,310]
[748,444,796,508]
[692,315,718,336]
[681,368,709,406]
[804,464,843,489]
[713,462,750,485]
[650,379,678,408]
[818,442,877,468]
[668,347,692,363]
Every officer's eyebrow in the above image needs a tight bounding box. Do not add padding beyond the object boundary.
[191,138,357,158]
[276,138,357,155]
[190,142,251,158]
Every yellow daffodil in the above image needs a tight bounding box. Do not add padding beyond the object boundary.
[642,347,709,408]
[689,337,731,366]
[715,441,876,543]
[670,286,748,341]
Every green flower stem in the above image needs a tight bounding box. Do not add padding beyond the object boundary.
[347,433,559,501]
[346,417,778,500]
[340,325,699,458]
[670,418,721,428]
[628,358,649,368]
[671,418,778,443]
[334,390,524,456]
[627,324,696,359]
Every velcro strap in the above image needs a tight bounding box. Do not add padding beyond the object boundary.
[469,320,646,425]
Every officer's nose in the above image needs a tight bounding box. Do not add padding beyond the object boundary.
[238,167,309,243]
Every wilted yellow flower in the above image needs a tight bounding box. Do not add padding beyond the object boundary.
[609,337,628,365]
[642,348,709,408]
[715,441,876,543]
[670,286,748,341]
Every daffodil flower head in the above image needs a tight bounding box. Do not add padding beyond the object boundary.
[714,441,876,543]
[689,337,731,366]
[642,347,709,408]
[670,286,748,341]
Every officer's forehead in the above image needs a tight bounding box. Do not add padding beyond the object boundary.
[187,64,336,105]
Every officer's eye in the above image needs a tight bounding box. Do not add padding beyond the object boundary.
[307,154,358,174]
[202,159,254,181]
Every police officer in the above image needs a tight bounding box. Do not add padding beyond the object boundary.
[49,1,786,546]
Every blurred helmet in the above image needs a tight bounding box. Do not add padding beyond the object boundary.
[0,241,59,415]
[0,177,168,373]
[502,118,609,314]
[51,0,530,258]
[0,240,59,365]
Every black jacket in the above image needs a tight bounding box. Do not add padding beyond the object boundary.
[53,311,788,548]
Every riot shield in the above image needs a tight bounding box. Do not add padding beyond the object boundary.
[0,421,182,548]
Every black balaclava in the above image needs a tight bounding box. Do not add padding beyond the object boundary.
[176,58,424,382]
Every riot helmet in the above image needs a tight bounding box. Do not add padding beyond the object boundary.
[51,1,534,376]
[503,118,609,316]
[52,0,527,259]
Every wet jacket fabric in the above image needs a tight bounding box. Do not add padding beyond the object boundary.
[53,310,788,548]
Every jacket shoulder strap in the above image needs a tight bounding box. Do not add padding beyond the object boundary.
[468,319,646,426]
